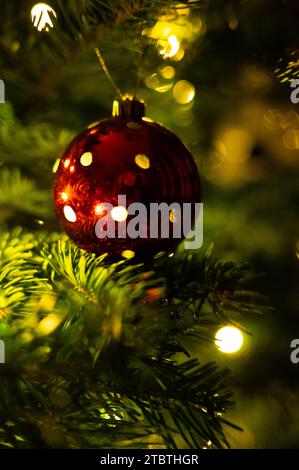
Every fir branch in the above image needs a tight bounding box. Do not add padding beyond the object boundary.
[0,232,268,448]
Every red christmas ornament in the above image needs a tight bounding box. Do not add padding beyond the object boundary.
[53,99,201,259]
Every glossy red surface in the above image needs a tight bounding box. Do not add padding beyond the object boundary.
[53,116,201,259]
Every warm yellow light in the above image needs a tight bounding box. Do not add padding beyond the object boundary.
[111,206,128,222]
[142,117,154,123]
[95,203,106,216]
[159,35,180,59]
[173,80,195,104]
[31,3,57,32]
[63,205,77,223]
[61,191,68,201]
[135,154,150,169]
[80,152,93,167]
[87,121,100,129]
[64,159,70,169]
[177,4,190,17]
[145,74,160,90]
[221,129,251,163]
[228,18,238,30]
[89,128,98,135]
[112,100,120,117]
[121,250,135,259]
[20,332,34,343]
[39,294,56,311]
[70,165,75,173]
[36,314,61,336]
[283,129,299,149]
[161,65,175,79]
[215,326,244,353]
[172,47,185,62]
[155,83,173,93]
[154,251,166,259]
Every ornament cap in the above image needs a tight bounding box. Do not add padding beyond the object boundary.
[112,98,145,120]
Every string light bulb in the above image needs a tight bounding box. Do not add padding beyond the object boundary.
[31,3,57,32]
[158,35,180,59]
[173,80,195,104]
[215,326,244,353]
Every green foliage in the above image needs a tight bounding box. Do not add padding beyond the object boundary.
[0,229,267,449]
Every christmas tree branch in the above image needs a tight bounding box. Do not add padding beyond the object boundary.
[0,230,268,448]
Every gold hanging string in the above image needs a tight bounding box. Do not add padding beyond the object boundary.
[134,20,145,99]
[95,48,123,100]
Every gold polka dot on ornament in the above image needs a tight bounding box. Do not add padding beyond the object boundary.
[135,154,151,169]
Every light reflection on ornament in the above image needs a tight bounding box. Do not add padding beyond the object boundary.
[95,203,106,216]
[89,128,98,135]
[31,3,57,32]
[173,80,195,104]
[52,158,60,174]
[61,191,68,201]
[215,326,244,353]
[64,159,71,169]
[87,121,100,129]
[80,152,93,167]
[63,205,77,223]
[70,165,75,173]
[111,206,128,222]
[142,117,154,123]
